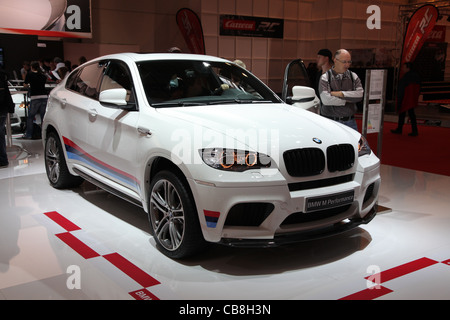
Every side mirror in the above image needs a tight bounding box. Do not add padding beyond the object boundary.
[292,86,315,100]
[99,88,128,106]
[286,86,316,104]
[288,86,320,113]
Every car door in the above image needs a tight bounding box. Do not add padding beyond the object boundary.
[281,59,311,101]
[85,59,141,198]
[281,59,320,113]
[60,62,106,164]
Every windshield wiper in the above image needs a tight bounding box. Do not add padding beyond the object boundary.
[207,99,273,105]
[152,101,207,108]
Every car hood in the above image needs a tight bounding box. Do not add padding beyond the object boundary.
[156,103,360,151]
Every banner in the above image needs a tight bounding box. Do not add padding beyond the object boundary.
[400,4,439,76]
[220,15,284,38]
[0,0,92,38]
[176,8,205,55]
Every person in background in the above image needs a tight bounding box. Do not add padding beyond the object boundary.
[0,67,14,168]
[20,61,30,81]
[315,48,333,101]
[57,66,69,81]
[22,61,48,139]
[79,56,87,65]
[233,59,246,70]
[64,60,72,72]
[319,49,363,131]
[317,49,333,75]
[168,47,182,53]
[51,62,66,81]
[391,62,421,137]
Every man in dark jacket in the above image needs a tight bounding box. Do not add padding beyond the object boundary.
[23,61,48,139]
[0,68,14,168]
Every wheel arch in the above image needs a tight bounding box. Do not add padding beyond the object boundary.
[43,124,74,174]
[143,156,195,212]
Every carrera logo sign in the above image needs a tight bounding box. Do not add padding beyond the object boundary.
[220,15,283,38]
[223,19,256,31]
[400,4,439,74]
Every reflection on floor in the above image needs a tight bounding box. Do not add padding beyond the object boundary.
[1,137,450,300]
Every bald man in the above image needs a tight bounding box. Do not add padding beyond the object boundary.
[319,49,363,131]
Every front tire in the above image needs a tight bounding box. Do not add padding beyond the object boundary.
[45,132,83,189]
[148,170,206,259]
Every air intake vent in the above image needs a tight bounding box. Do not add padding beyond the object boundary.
[225,203,274,227]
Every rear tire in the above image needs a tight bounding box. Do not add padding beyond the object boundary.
[44,132,83,189]
[148,170,206,259]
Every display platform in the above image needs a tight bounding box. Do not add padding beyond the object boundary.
[1,137,450,301]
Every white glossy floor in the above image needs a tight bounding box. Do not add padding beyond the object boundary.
[1,136,450,301]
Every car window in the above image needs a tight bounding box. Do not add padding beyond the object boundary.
[66,62,106,99]
[137,60,281,107]
[65,69,81,91]
[100,60,135,104]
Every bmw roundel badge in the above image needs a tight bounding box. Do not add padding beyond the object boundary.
[313,138,322,144]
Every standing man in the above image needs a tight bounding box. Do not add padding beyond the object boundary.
[23,61,48,139]
[314,49,333,99]
[317,49,333,75]
[319,49,363,131]
[0,68,14,168]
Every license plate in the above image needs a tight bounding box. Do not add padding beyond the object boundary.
[306,190,354,212]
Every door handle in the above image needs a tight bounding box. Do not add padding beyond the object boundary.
[137,127,152,136]
[88,109,98,117]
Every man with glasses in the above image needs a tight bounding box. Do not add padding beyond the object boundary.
[319,49,363,131]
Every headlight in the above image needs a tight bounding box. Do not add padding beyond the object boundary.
[200,148,271,172]
[358,135,372,157]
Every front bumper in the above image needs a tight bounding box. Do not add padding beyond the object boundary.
[189,156,380,244]
[220,202,377,247]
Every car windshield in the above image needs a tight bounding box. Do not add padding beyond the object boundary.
[137,59,281,107]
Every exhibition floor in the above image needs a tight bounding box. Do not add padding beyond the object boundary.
[1,135,450,300]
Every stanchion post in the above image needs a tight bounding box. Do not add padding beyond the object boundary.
[5,113,13,147]
[362,70,371,137]
[377,71,388,159]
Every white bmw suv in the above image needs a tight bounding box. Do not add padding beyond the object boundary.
[43,53,380,259]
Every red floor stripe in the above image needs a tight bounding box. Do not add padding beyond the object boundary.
[103,253,160,288]
[129,288,160,300]
[364,257,439,284]
[56,232,101,259]
[44,211,81,232]
[339,286,393,300]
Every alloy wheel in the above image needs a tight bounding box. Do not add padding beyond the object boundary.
[149,179,185,251]
[45,136,61,184]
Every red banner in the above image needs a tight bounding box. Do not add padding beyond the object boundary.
[400,4,439,75]
[176,8,205,55]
